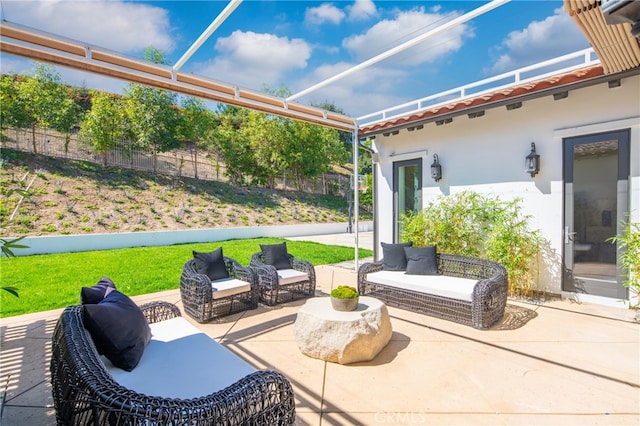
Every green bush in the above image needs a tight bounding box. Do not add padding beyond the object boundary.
[401,190,542,298]
[609,219,640,307]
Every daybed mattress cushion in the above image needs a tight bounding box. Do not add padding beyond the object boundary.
[211,277,251,299]
[105,316,256,400]
[366,270,477,302]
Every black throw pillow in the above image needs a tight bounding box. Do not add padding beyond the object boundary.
[81,276,117,304]
[404,245,439,275]
[260,242,291,270]
[83,290,151,371]
[381,242,413,271]
[193,247,230,281]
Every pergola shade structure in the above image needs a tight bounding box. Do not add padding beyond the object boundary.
[1,0,638,131]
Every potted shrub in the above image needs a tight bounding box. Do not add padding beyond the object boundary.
[330,285,359,311]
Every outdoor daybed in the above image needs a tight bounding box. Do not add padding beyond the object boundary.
[358,244,508,329]
[50,300,296,425]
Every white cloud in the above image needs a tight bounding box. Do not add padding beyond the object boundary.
[194,31,311,90]
[347,0,377,22]
[342,7,469,66]
[490,7,590,73]
[0,0,175,54]
[292,62,408,117]
[305,3,346,26]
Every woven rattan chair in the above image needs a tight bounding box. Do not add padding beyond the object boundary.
[181,257,258,322]
[50,301,296,425]
[358,253,508,329]
[250,252,316,305]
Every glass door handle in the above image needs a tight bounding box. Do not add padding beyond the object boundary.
[564,227,577,244]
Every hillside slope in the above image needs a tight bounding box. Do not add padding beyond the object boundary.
[1,149,357,237]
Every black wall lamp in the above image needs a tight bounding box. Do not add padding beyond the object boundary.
[431,154,442,182]
[525,142,540,177]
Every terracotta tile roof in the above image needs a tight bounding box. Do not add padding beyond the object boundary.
[358,65,606,135]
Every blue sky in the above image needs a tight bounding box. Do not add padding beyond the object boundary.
[0,0,590,117]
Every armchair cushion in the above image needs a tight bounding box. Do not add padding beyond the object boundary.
[193,247,230,281]
[83,290,151,371]
[381,242,413,271]
[81,276,117,304]
[404,246,438,275]
[260,242,291,270]
[277,269,309,285]
[211,277,252,300]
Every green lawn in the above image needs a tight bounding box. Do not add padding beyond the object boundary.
[0,237,372,318]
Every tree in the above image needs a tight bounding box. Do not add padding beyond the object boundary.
[123,48,179,171]
[285,120,348,190]
[213,106,266,185]
[177,97,215,179]
[0,74,30,131]
[16,63,81,153]
[215,86,350,190]
[80,91,128,165]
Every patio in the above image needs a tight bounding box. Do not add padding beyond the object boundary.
[1,233,639,425]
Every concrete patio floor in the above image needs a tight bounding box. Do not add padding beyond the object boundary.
[1,233,639,425]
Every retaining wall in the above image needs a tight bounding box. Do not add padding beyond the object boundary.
[14,222,373,256]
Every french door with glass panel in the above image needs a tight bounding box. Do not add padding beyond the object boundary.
[393,159,422,242]
[563,129,630,299]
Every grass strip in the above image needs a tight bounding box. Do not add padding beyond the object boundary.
[0,237,372,318]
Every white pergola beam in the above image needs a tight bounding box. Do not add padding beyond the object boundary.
[173,0,243,73]
[0,20,356,131]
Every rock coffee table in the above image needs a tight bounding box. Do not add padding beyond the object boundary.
[294,296,392,364]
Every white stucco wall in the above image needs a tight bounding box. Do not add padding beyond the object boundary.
[372,74,640,298]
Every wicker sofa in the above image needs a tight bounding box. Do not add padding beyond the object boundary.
[358,254,508,329]
[180,257,258,322]
[50,301,296,425]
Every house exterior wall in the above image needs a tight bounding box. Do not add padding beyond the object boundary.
[371,74,640,300]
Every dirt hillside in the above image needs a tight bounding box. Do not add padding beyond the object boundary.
[1,149,357,238]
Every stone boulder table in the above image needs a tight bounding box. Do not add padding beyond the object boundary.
[293,296,392,364]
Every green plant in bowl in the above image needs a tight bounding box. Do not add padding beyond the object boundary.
[330,285,359,311]
[331,285,358,299]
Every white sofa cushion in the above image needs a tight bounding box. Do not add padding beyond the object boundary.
[366,270,477,302]
[211,277,251,299]
[277,269,309,285]
[105,317,256,399]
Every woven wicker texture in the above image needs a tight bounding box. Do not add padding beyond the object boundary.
[249,253,316,306]
[50,301,296,425]
[180,257,258,323]
[358,254,508,329]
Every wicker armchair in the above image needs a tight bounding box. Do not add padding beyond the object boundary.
[181,257,258,322]
[358,254,508,329]
[250,252,316,305]
[50,301,296,425]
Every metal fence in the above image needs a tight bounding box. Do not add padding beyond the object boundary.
[1,127,349,195]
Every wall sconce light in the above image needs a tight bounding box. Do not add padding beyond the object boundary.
[431,154,442,182]
[525,142,540,177]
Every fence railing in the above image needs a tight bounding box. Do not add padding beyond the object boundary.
[1,127,349,196]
